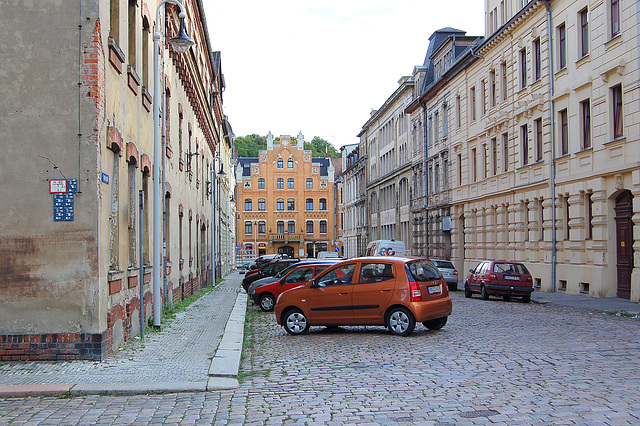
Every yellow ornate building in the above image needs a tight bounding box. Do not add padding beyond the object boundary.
[236,133,338,259]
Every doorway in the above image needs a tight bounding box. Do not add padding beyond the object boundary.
[615,190,633,299]
[278,245,294,258]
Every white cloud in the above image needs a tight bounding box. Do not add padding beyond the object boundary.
[203,1,484,148]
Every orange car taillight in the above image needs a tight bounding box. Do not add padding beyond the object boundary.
[409,281,422,302]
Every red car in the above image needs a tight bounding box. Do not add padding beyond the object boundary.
[464,260,534,302]
[252,261,337,311]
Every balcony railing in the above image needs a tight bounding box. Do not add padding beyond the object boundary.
[269,232,304,242]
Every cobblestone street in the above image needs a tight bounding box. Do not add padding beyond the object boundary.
[2,291,640,425]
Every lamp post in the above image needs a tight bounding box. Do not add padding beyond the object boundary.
[211,156,225,286]
[254,220,258,257]
[152,0,194,329]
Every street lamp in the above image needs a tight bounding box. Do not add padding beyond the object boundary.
[211,156,225,286]
[152,0,194,329]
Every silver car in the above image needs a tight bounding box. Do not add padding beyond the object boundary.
[430,259,458,291]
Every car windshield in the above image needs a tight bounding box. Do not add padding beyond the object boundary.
[432,260,455,269]
[407,260,441,282]
[493,262,529,275]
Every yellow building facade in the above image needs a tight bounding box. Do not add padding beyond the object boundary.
[236,133,338,259]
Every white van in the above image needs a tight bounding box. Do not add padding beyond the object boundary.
[365,240,406,257]
[316,251,342,259]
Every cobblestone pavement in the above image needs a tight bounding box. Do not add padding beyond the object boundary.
[2,291,640,425]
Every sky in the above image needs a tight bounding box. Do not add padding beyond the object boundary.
[203,1,485,149]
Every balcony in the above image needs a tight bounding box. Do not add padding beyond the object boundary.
[269,232,304,243]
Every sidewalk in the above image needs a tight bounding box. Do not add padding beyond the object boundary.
[531,289,640,315]
[0,272,247,398]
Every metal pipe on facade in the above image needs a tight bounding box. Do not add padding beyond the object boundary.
[139,190,145,340]
[543,0,557,292]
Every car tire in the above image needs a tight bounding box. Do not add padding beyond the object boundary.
[503,295,511,301]
[387,307,415,336]
[464,284,472,298]
[423,316,447,330]
[283,309,310,335]
[522,294,531,303]
[481,285,489,300]
[259,294,275,312]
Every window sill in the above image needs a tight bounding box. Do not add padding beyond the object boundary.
[127,65,140,95]
[108,36,125,74]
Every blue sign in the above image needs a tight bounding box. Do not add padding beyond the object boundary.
[53,187,75,222]
[335,247,340,252]
[102,173,109,184]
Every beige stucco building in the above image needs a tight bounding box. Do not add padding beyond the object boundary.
[406,0,639,300]
[0,0,232,360]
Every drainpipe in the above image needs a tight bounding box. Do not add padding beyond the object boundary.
[420,98,429,257]
[543,0,557,292]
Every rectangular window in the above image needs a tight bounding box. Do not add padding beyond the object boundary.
[533,38,541,81]
[306,221,314,234]
[490,70,496,107]
[586,192,593,240]
[434,163,440,192]
[538,199,544,241]
[434,111,440,142]
[581,99,591,149]
[442,104,448,138]
[503,133,509,172]
[481,80,487,115]
[458,153,462,185]
[521,125,529,165]
[288,178,294,189]
[470,86,476,121]
[501,62,507,100]
[491,138,497,175]
[245,222,252,234]
[519,48,527,89]
[558,23,566,69]
[612,84,623,138]
[535,117,543,162]
[258,221,265,234]
[456,95,461,128]
[277,221,284,234]
[288,221,296,234]
[258,178,265,189]
[563,196,570,240]
[306,199,313,210]
[127,0,136,67]
[483,145,488,179]
[471,148,477,182]
[580,8,589,57]
[110,0,120,41]
[559,109,568,155]
[320,220,327,234]
[611,0,620,37]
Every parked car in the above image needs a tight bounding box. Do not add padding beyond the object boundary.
[242,259,300,292]
[275,257,452,336]
[316,251,342,259]
[249,254,284,270]
[464,260,534,302]
[251,260,340,311]
[365,240,406,257]
[430,259,458,291]
[247,259,341,296]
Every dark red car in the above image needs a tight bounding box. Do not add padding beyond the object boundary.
[464,260,533,302]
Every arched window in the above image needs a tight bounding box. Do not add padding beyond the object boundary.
[319,198,327,210]
[287,198,295,210]
[258,198,265,211]
[306,198,314,210]
[258,221,266,234]
[277,158,283,168]
[277,221,285,233]
[288,221,296,233]
[306,178,313,189]
[277,198,284,211]
[244,222,252,234]
[306,220,314,234]
[244,199,252,211]
[320,220,327,234]
[277,178,284,189]
[258,178,265,189]
[288,178,294,189]
[288,158,294,169]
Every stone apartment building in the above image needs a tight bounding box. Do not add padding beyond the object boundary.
[340,143,368,258]
[0,0,231,360]
[236,133,338,259]
[405,0,639,300]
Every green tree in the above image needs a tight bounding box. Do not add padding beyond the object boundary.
[234,134,267,157]
[303,137,340,158]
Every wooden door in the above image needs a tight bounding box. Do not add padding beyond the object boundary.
[615,191,633,299]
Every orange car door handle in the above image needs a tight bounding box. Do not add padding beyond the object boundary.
[381,289,391,292]
[339,292,349,296]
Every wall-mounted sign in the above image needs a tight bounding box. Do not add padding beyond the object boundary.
[49,179,67,193]
[101,172,109,184]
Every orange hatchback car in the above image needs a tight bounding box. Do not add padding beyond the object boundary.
[274,257,453,336]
